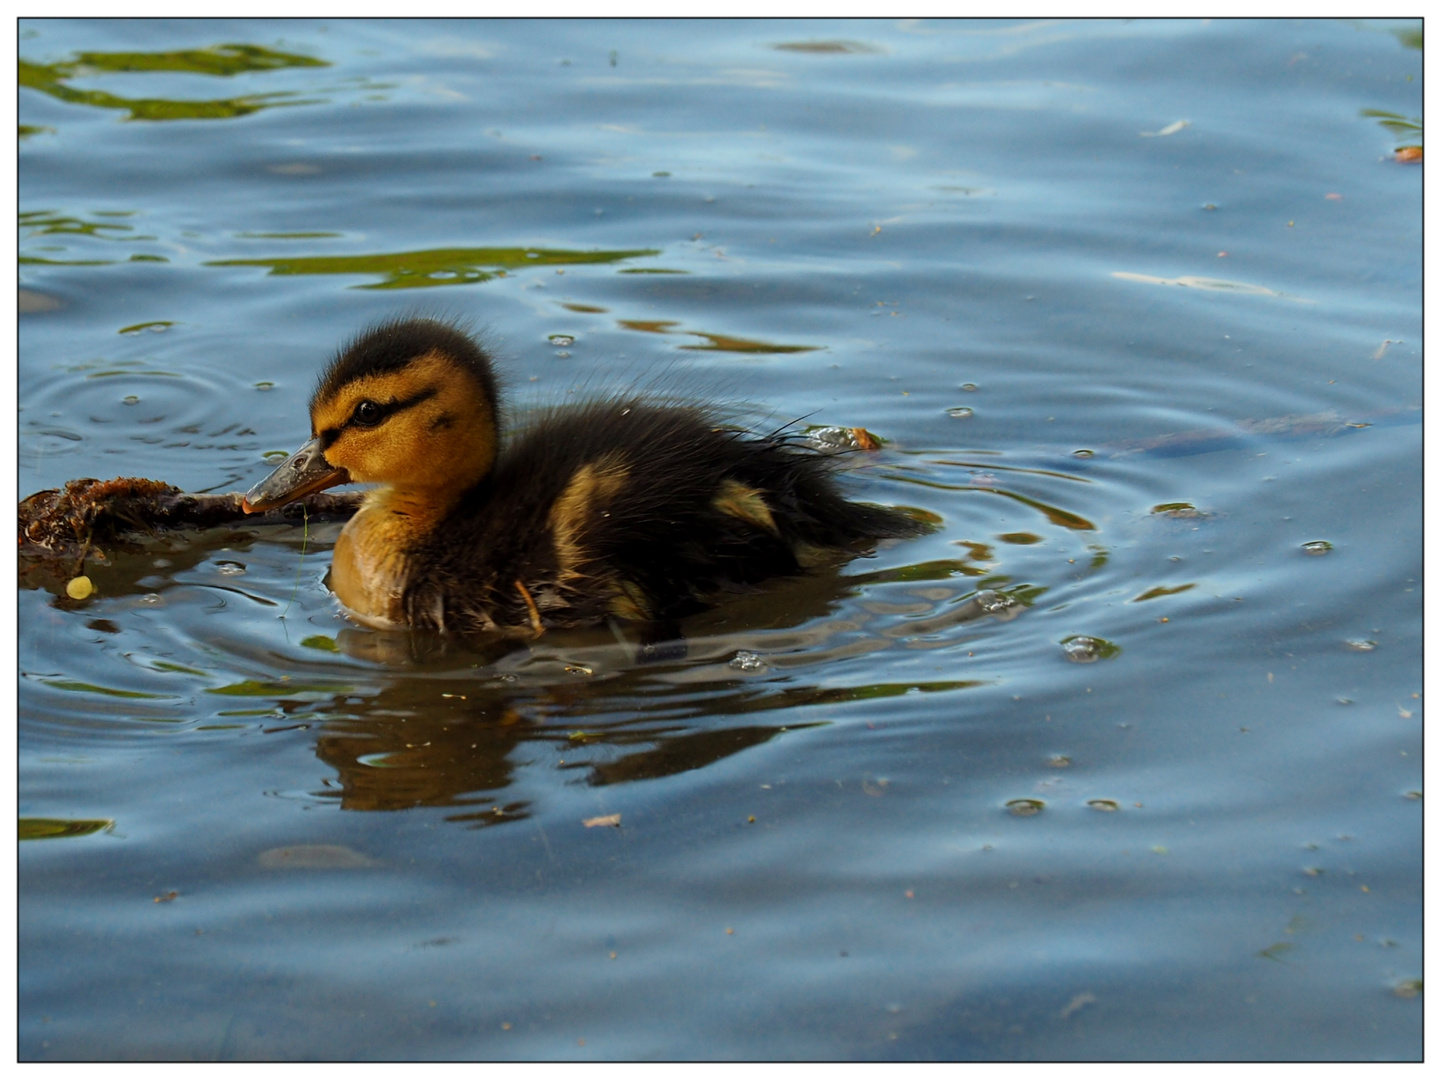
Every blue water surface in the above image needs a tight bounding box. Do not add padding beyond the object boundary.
[18,18,1422,1061]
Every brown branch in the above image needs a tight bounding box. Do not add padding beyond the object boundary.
[19,476,363,561]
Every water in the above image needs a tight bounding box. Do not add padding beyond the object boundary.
[18,19,1422,1060]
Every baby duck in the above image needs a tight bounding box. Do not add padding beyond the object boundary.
[243,318,924,637]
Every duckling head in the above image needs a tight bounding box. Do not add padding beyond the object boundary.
[243,319,501,513]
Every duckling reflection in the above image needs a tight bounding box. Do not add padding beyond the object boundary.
[304,672,823,819]
[243,318,925,642]
[311,690,532,822]
[302,584,1001,820]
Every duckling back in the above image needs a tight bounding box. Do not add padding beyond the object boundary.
[403,399,924,634]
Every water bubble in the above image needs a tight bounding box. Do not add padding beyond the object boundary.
[140,593,163,605]
[215,561,246,576]
[975,589,1014,614]
[122,395,140,406]
[555,351,571,358]
[1072,449,1094,458]
[1047,755,1071,768]
[1006,799,1044,817]
[254,381,274,391]
[263,450,289,463]
[549,334,575,347]
[729,650,768,672]
[1087,799,1120,812]
[1061,635,1119,663]
[1301,540,1333,555]
[946,406,974,419]
[960,383,978,392]
[1345,639,1377,652]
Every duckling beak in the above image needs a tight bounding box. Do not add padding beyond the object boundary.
[241,436,350,514]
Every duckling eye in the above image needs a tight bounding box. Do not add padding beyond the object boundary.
[352,399,383,427]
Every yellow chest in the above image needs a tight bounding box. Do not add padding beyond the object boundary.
[328,491,442,629]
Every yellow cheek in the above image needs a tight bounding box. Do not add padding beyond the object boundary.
[324,425,424,486]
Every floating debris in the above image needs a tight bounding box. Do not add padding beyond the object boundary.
[1132,583,1195,602]
[19,817,113,840]
[773,40,882,55]
[1151,502,1203,518]
[1257,942,1294,963]
[1301,540,1333,555]
[805,426,882,452]
[19,475,363,562]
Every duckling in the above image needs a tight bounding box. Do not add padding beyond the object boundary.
[242,318,925,637]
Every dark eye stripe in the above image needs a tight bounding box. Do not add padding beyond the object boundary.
[317,385,438,449]
[341,386,438,432]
